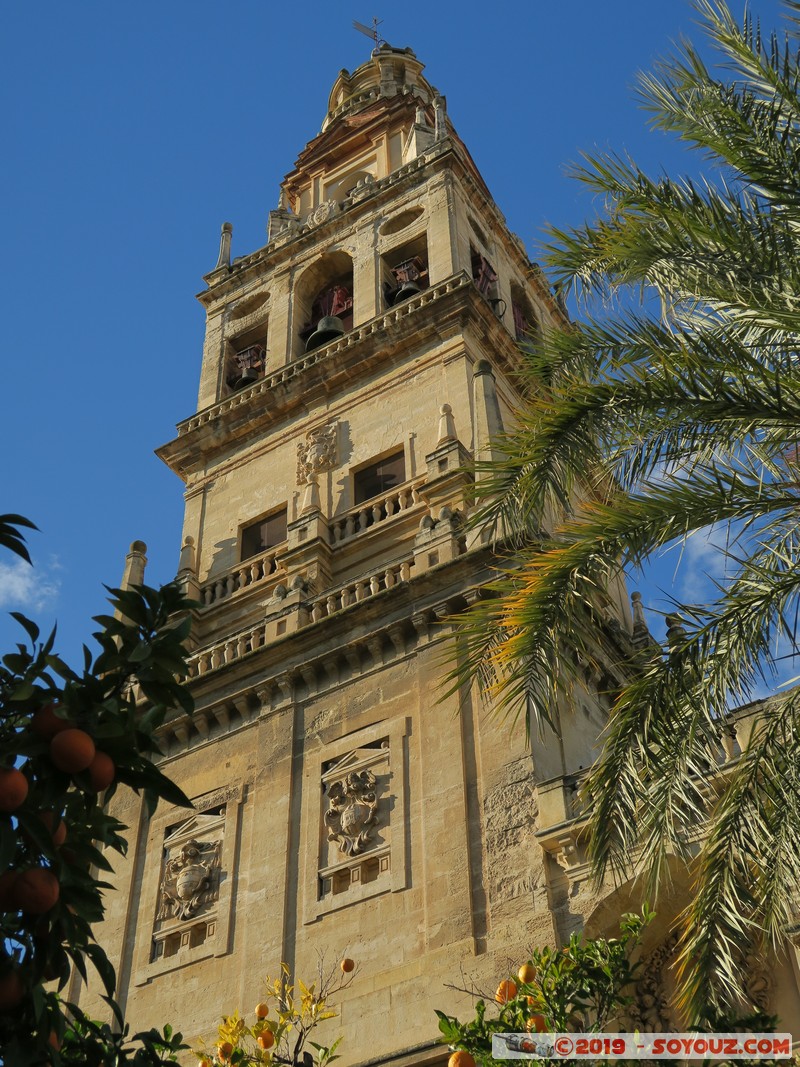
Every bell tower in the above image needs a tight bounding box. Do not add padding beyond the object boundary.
[81,44,641,1059]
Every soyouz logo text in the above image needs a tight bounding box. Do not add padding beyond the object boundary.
[491,1032,793,1060]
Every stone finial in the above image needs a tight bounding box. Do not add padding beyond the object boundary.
[301,473,321,515]
[472,360,505,474]
[214,222,233,270]
[121,540,147,590]
[115,540,148,622]
[666,614,686,648]
[630,591,652,649]
[437,403,457,444]
[433,95,447,140]
[178,535,197,576]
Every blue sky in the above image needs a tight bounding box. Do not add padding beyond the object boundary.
[0,0,786,666]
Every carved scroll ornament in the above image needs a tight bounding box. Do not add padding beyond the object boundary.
[325,770,378,856]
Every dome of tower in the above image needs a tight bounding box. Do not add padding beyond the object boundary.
[322,45,436,132]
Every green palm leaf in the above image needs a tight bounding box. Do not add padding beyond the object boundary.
[453,0,800,1019]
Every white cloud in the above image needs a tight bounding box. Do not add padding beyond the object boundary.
[665,527,729,602]
[0,557,61,611]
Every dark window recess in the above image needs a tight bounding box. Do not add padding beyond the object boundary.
[384,256,428,305]
[354,451,405,505]
[471,250,498,296]
[241,509,288,560]
[299,283,354,343]
[512,302,527,341]
[227,344,266,391]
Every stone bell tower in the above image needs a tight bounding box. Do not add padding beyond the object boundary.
[84,44,644,1061]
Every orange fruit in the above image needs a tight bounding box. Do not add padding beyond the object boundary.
[217,1042,234,1062]
[255,1002,269,1019]
[48,1030,62,1050]
[87,750,116,791]
[0,968,24,1011]
[0,768,28,813]
[448,1053,476,1067]
[258,1032,275,1049]
[340,957,355,973]
[14,868,60,914]
[50,729,96,774]
[199,1060,213,1067]
[518,962,536,985]
[527,1013,547,1033]
[31,704,70,739]
[495,979,517,1004]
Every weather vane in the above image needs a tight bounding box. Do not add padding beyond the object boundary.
[353,18,385,49]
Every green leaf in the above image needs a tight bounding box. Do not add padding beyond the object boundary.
[84,943,118,999]
[9,612,40,644]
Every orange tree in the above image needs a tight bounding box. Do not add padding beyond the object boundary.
[436,910,651,1067]
[193,960,357,1067]
[0,514,194,1065]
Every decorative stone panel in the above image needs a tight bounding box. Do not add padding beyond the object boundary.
[303,717,408,922]
[133,783,244,985]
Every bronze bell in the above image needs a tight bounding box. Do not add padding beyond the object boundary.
[305,315,345,352]
[232,367,260,390]
[391,280,422,304]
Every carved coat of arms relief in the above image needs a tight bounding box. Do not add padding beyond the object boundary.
[324,770,379,856]
[297,421,338,485]
[157,838,221,922]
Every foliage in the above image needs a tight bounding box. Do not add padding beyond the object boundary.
[193,962,352,1067]
[58,1006,186,1065]
[436,911,650,1066]
[0,515,193,1065]
[449,0,800,1020]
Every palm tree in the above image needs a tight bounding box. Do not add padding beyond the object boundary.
[454,0,800,1020]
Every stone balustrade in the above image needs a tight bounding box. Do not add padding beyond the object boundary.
[330,479,425,544]
[200,546,285,607]
[307,559,413,623]
[189,557,415,678]
[191,621,270,677]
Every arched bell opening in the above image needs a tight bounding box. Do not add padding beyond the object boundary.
[381,232,429,307]
[222,291,270,395]
[510,282,542,354]
[293,251,354,358]
[471,243,499,302]
[224,322,269,394]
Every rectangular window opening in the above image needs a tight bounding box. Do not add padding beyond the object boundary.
[353,450,405,505]
[241,508,288,561]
